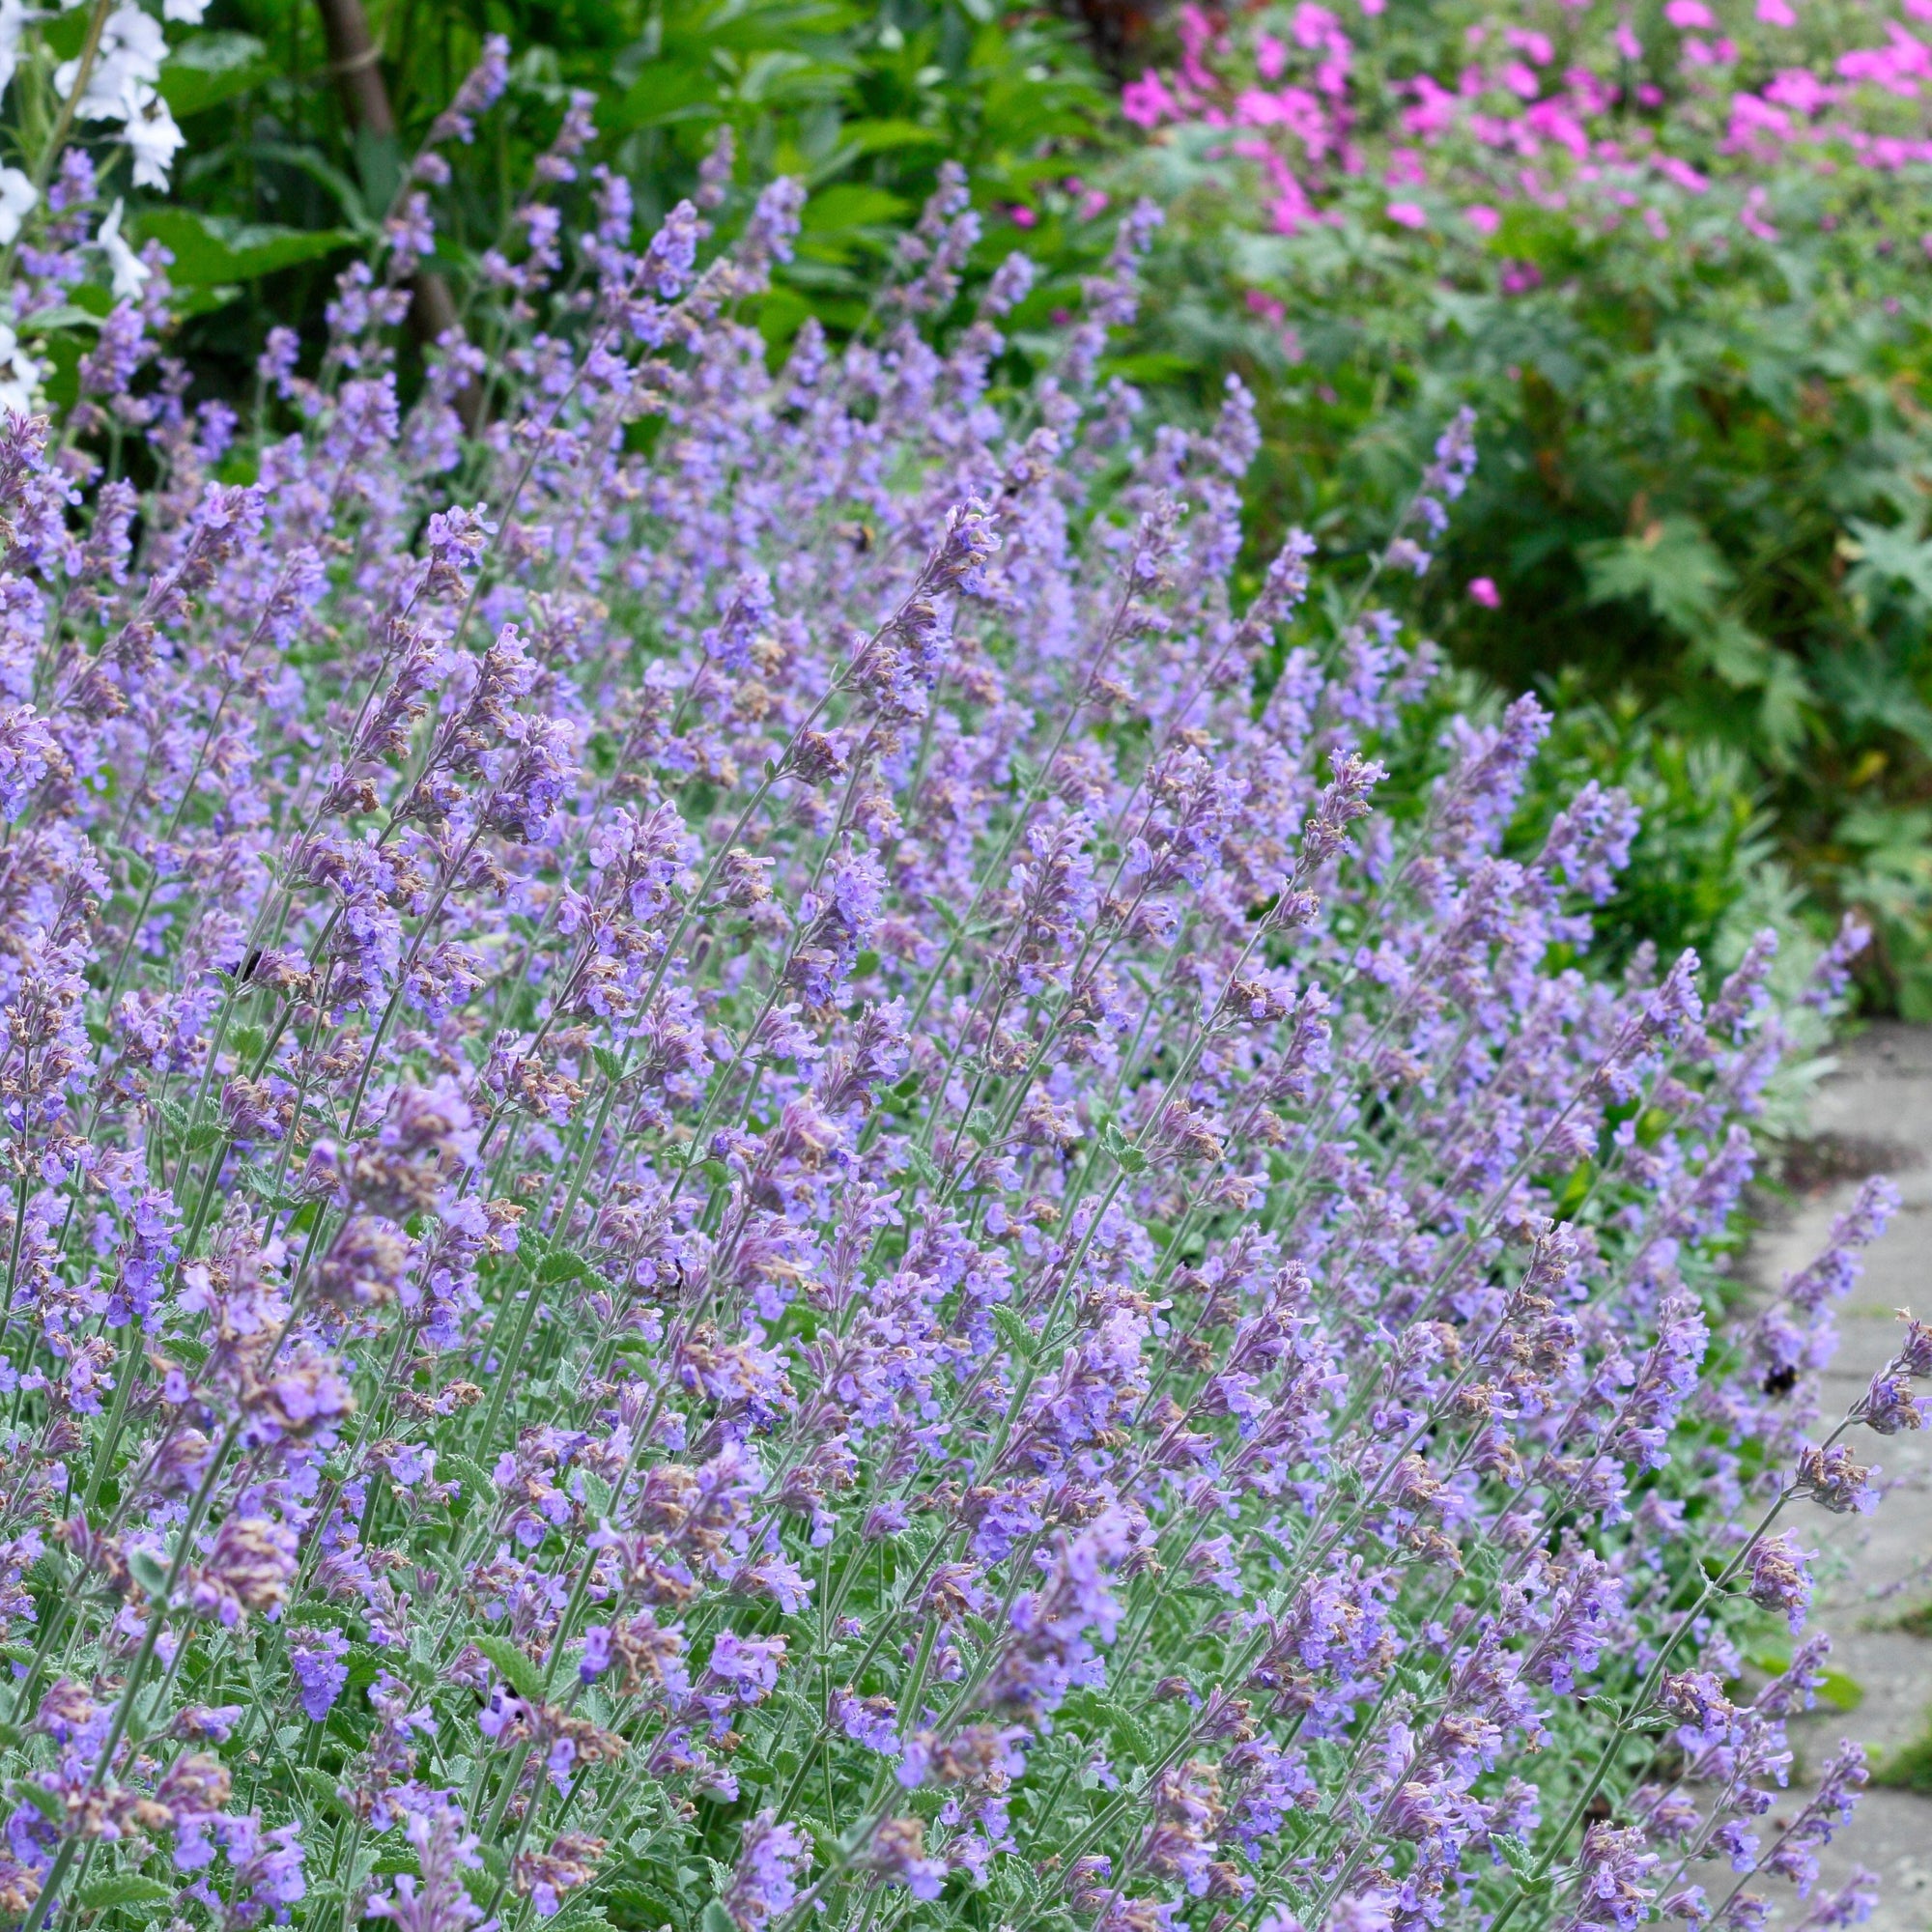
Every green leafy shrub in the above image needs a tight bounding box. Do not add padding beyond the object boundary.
[1110,0,1932,1009]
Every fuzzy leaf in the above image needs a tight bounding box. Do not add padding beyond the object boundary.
[473,1634,545,1706]
[79,1874,175,1911]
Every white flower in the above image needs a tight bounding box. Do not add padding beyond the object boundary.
[0,167,34,245]
[0,0,34,100]
[97,197,149,300]
[118,77,183,188]
[57,4,164,117]
[160,0,206,21]
[0,322,42,418]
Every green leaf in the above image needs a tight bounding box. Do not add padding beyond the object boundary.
[127,1547,171,1599]
[534,1248,615,1294]
[14,1781,64,1824]
[992,1304,1031,1355]
[591,1044,625,1083]
[79,1873,175,1912]
[903,1146,942,1190]
[352,125,402,211]
[1843,518,1932,611]
[159,32,271,117]
[606,57,720,132]
[1490,1832,1537,1883]
[535,1249,588,1286]
[41,8,89,58]
[236,1166,298,1209]
[442,1452,496,1505]
[472,1633,545,1706]
[700,1904,737,1932]
[837,117,946,154]
[1818,1667,1863,1713]
[295,1767,350,1820]
[1580,516,1730,636]
[13,305,99,337]
[802,185,908,233]
[132,211,354,290]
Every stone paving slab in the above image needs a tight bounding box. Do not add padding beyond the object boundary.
[1750,1024,1932,1931]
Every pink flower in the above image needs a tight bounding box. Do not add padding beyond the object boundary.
[1766,66,1833,112]
[1008,205,1037,229]
[1257,33,1287,78]
[1656,155,1712,191]
[1616,21,1644,59]
[1757,0,1797,23]
[1464,203,1502,235]
[1386,200,1429,228]
[1664,0,1715,26]
[1122,71,1179,128]
[1468,578,1501,609]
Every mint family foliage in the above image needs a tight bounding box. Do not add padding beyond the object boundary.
[0,18,1929,1932]
[1120,0,1932,1013]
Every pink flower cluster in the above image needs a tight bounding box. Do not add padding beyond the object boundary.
[1123,0,1932,242]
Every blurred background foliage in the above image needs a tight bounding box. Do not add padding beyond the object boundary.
[75,0,1932,1010]
[150,0,1111,392]
[1114,12,1932,1017]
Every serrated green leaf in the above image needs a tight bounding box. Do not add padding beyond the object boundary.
[295,1767,349,1819]
[473,1633,545,1706]
[700,1903,737,1932]
[1490,1832,1537,1881]
[442,1452,495,1504]
[79,1873,175,1911]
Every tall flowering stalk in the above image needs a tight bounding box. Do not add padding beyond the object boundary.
[0,84,1908,1932]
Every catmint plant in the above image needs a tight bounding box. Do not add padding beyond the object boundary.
[0,62,1909,1932]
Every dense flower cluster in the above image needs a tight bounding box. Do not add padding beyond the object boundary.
[1123,0,1932,248]
[0,70,1914,1932]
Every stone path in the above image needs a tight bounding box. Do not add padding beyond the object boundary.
[1750,1024,1932,1930]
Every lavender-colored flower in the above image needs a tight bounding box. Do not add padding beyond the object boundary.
[0,121,1905,1932]
[1793,1443,1880,1515]
[368,1795,487,1932]
[290,1630,351,1722]
[723,1811,810,1931]
[1745,1533,1813,1633]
